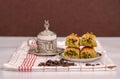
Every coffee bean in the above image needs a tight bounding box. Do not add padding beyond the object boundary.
[60,59,65,62]
[96,63,100,65]
[46,60,52,63]
[38,62,46,66]
[86,63,91,66]
[91,64,95,66]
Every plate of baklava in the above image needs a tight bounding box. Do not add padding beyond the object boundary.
[59,32,102,63]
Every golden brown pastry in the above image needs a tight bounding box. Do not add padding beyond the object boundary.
[65,33,80,48]
[64,47,80,59]
[80,32,97,47]
[80,47,97,59]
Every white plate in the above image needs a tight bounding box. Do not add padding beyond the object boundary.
[60,52,102,63]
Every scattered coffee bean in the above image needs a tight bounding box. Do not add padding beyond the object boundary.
[38,62,46,66]
[85,63,100,66]
[86,63,92,66]
[91,64,95,66]
[96,63,100,65]
[38,59,75,67]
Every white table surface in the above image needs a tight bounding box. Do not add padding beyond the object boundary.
[0,37,120,79]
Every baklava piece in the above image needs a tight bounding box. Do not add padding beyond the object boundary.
[80,32,97,47]
[66,33,80,48]
[64,47,80,59]
[80,47,97,59]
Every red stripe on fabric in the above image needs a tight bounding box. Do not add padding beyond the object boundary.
[24,66,26,72]
[27,66,30,72]
[18,66,21,72]
[30,66,32,72]
[22,54,30,71]
[25,54,32,71]
[21,54,29,67]
[24,54,36,71]
[79,63,82,72]
[29,55,37,66]
[23,59,28,66]
[18,53,37,72]
[20,66,22,72]
[18,66,20,72]
[26,66,28,72]
[32,56,37,66]
[21,54,29,66]
[24,54,31,66]
[28,54,34,66]
[27,55,33,66]
[30,56,37,71]
[27,66,29,72]
[25,54,32,66]
[21,66,24,72]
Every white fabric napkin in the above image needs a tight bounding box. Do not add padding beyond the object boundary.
[3,41,116,72]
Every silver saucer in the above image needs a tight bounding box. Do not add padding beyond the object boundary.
[29,48,64,56]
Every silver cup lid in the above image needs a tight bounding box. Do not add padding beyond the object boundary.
[37,20,57,40]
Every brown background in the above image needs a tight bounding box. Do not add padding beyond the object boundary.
[0,0,120,37]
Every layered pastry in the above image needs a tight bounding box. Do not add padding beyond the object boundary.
[80,32,97,47]
[80,47,97,59]
[64,47,80,59]
[65,33,80,48]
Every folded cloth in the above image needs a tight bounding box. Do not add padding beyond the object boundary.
[3,41,116,72]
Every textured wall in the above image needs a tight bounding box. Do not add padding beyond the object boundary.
[0,0,120,36]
